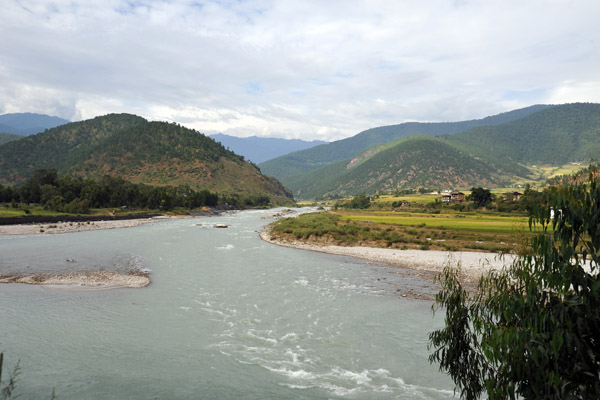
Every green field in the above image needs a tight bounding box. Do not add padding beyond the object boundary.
[340,211,529,233]
[0,205,159,219]
[372,193,443,205]
[270,210,533,253]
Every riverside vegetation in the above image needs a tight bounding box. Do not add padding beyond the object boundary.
[428,168,600,399]
[269,185,553,253]
[0,168,274,218]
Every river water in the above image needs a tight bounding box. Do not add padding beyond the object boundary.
[0,209,454,399]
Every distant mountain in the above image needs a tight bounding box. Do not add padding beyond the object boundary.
[210,133,327,164]
[0,113,69,135]
[279,103,600,199]
[0,114,293,203]
[259,105,552,182]
[0,132,22,145]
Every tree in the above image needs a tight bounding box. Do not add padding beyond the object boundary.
[468,187,493,208]
[349,195,371,209]
[429,169,600,399]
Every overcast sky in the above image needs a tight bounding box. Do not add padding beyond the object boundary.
[1,0,599,141]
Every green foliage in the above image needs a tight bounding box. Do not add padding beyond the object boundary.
[271,212,426,246]
[336,195,371,209]
[0,133,22,146]
[3,169,221,212]
[429,169,600,399]
[468,187,493,208]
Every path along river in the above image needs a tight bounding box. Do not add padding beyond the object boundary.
[0,209,455,399]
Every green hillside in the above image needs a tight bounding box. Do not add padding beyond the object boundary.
[259,104,551,182]
[290,136,530,199]
[0,132,22,145]
[445,103,600,164]
[0,114,293,202]
[284,103,600,199]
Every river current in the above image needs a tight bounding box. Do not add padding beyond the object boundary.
[0,209,454,399]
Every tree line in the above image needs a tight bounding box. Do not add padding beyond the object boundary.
[0,169,273,213]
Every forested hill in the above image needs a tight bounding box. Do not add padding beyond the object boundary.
[0,114,293,203]
[444,103,600,164]
[0,132,22,145]
[281,103,600,199]
[258,104,552,181]
[287,136,530,199]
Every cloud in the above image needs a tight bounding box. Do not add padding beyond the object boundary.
[548,81,600,104]
[1,0,599,140]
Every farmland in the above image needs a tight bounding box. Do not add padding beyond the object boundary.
[270,209,532,254]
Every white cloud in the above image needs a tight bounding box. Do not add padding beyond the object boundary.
[547,81,600,104]
[0,0,599,140]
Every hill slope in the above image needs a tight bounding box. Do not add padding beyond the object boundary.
[210,133,327,164]
[0,114,292,202]
[0,133,22,145]
[444,103,600,164]
[259,104,552,182]
[290,136,530,199]
[0,113,69,135]
[284,103,600,199]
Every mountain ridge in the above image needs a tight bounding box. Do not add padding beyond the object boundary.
[258,104,553,182]
[278,103,600,199]
[0,114,293,203]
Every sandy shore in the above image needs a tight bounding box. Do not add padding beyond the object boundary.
[0,216,172,288]
[260,229,515,283]
[0,270,151,289]
[0,216,178,235]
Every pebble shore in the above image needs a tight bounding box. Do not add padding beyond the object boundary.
[260,229,515,283]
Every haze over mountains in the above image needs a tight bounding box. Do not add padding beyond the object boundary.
[210,133,327,164]
[0,113,69,136]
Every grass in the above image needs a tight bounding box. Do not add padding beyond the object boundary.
[269,210,531,254]
[0,206,69,218]
[0,205,161,219]
[337,210,529,233]
[372,193,445,205]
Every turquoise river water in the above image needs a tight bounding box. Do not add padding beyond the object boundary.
[0,209,455,399]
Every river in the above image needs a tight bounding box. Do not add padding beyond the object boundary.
[0,209,454,399]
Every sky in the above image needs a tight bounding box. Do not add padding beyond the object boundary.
[1,0,599,141]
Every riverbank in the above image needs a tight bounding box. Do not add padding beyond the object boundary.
[0,270,151,289]
[0,214,197,235]
[0,218,155,235]
[260,228,515,283]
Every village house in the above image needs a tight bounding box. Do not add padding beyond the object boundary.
[451,191,465,202]
[441,191,465,203]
